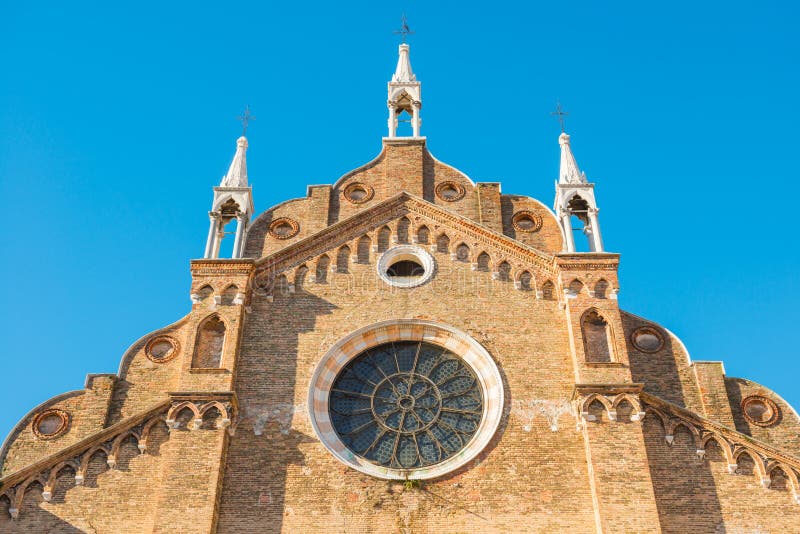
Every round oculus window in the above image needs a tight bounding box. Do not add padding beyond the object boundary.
[511,210,543,233]
[32,409,70,439]
[308,319,504,480]
[742,395,779,427]
[377,245,435,288]
[435,181,466,202]
[330,341,483,470]
[343,182,375,204]
[268,217,300,239]
[145,335,180,363]
[631,327,665,353]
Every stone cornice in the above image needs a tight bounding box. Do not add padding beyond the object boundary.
[190,259,255,277]
[642,392,800,475]
[0,400,171,493]
[0,392,239,519]
[556,253,620,272]
[253,192,557,277]
[572,383,644,400]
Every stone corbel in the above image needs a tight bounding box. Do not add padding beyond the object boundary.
[190,293,202,304]
[580,411,597,423]
[665,434,674,445]
[760,477,772,488]
[727,463,738,474]
[696,449,706,459]
[233,292,245,305]
[630,411,646,421]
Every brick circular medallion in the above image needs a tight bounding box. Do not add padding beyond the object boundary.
[742,395,779,427]
[308,319,504,480]
[343,182,375,204]
[32,409,70,439]
[145,335,180,363]
[511,211,543,233]
[268,217,300,239]
[435,181,466,202]
[630,326,665,353]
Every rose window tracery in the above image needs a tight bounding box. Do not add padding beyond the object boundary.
[329,341,483,469]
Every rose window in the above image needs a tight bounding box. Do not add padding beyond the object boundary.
[329,341,483,469]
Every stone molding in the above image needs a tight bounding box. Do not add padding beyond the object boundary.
[642,393,800,501]
[253,193,557,280]
[307,319,504,481]
[0,392,238,520]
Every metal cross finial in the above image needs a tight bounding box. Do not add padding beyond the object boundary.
[237,105,255,136]
[394,14,414,43]
[551,102,569,133]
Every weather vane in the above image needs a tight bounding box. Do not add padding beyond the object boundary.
[237,105,255,136]
[551,102,569,133]
[394,14,414,43]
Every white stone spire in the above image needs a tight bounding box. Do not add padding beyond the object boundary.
[392,44,416,83]
[203,135,255,260]
[387,44,422,138]
[221,136,248,187]
[553,131,604,253]
[558,133,587,184]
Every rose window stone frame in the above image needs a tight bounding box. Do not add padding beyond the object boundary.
[308,319,504,480]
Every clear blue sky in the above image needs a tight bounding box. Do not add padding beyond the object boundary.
[1,1,798,439]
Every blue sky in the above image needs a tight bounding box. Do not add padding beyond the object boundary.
[1,1,798,439]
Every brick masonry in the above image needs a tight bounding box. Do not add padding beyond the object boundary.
[1,138,799,532]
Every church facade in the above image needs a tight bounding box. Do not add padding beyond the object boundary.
[1,44,799,533]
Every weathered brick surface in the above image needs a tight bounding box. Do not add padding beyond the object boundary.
[2,139,799,533]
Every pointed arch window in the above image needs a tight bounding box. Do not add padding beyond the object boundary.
[193,316,226,368]
[581,310,614,363]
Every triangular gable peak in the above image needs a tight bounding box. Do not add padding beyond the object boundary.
[251,193,557,288]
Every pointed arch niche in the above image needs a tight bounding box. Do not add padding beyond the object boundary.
[581,309,615,363]
[192,315,226,369]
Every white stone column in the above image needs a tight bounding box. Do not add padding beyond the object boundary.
[212,219,226,259]
[387,101,397,138]
[232,212,248,259]
[561,211,576,253]
[204,212,220,259]
[412,101,421,137]
[588,208,604,252]
[584,225,596,253]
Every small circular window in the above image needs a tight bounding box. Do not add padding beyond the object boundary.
[377,245,435,288]
[32,409,70,439]
[742,396,780,427]
[268,217,300,239]
[435,181,465,202]
[511,211,543,233]
[343,182,375,204]
[631,327,665,353]
[146,335,180,363]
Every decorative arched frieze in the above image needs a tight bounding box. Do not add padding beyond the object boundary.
[0,394,237,519]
